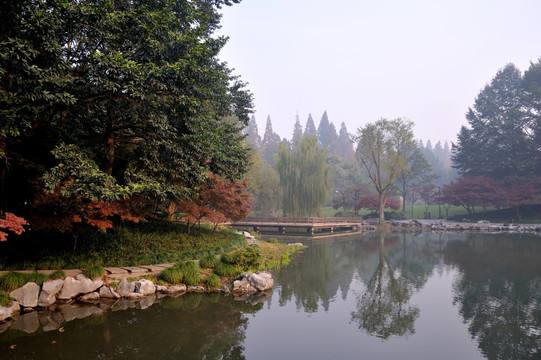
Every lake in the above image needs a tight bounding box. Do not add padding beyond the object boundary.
[1,231,540,359]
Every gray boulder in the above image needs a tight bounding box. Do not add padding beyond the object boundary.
[232,271,273,293]
[116,280,136,297]
[163,285,187,294]
[10,282,40,308]
[135,279,156,296]
[79,292,100,302]
[99,286,121,299]
[58,275,103,300]
[38,279,64,307]
[0,301,20,322]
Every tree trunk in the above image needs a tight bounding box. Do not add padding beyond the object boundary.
[167,201,176,221]
[0,140,7,218]
[104,114,115,176]
[378,193,386,224]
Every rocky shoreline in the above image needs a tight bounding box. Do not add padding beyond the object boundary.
[361,219,541,234]
[0,270,274,328]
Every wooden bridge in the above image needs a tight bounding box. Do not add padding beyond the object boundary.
[228,217,362,235]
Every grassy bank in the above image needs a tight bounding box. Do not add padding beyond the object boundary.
[0,220,246,270]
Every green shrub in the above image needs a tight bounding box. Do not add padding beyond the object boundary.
[236,245,263,270]
[199,254,220,268]
[179,260,201,275]
[0,291,11,307]
[26,272,49,286]
[158,267,184,285]
[267,238,278,243]
[204,274,221,289]
[0,271,28,292]
[82,265,105,280]
[219,251,239,265]
[214,262,241,277]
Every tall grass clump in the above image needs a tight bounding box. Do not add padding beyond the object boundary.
[214,262,241,277]
[199,254,219,269]
[204,274,221,289]
[158,267,183,285]
[0,291,11,307]
[0,271,28,292]
[82,264,105,280]
[49,270,66,280]
[179,261,201,286]
[26,272,49,286]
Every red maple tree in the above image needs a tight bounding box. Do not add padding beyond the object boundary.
[355,195,400,213]
[178,173,251,232]
[0,213,28,241]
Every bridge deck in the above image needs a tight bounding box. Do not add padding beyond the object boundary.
[229,217,362,234]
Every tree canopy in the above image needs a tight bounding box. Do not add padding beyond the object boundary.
[452,62,541,178]
[356,118,416,223]
[0,0,252,236]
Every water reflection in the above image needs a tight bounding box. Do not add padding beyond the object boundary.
[445,234,541,360]
[2,232,541,359]
[350,232,420,339]
[0,293,264,360]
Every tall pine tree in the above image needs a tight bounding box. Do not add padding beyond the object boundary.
[304,114,317,137]
[260,116,281,165]
[291,112,304,152]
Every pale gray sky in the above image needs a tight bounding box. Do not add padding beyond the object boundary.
[218,0,541,144]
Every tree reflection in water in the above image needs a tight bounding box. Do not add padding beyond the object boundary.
[351,231,420,340]
[446,234,541,360]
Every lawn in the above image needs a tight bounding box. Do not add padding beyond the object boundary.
[0,220,246,271]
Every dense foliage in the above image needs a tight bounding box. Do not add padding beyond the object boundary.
[452,61,541,178]
[0,0,252,241]
[275,136,331,216]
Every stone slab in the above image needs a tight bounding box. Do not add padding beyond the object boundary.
[120,267,150,274]
[104,267,129,275]
[137,265,171,273]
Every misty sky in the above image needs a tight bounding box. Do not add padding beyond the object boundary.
[217,0,541,145]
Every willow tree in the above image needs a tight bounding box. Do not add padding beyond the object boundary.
[275,136,331,217]
[356,118,416,223]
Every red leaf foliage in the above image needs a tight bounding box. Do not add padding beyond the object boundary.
[32,186,146,233]
[178,173,251,229]
[0,213,28,241]
[439,176,541,216]
[355,195,400,212]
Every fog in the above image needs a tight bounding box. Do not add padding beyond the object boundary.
[218,0,541,143]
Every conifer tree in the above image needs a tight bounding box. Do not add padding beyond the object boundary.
[261,116,281,165]
[327,122,340,156]
[291,113,304,152]
[244,115,261,150]
[338,122,355,162]
[304,114,317,137]
[317,111,331,148]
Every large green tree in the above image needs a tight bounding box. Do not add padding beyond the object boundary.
[452,64,532,178]
[356,118,416,223]
[0,0,252,226]
[275,136,331,217]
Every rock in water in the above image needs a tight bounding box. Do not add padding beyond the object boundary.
[10,282,40,308]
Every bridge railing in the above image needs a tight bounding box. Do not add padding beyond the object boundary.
[233,217,361,225]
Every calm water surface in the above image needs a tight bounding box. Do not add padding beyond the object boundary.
[1,231,541,359]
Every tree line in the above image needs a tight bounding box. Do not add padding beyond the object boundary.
[244,112,452,219]
[0,0,253,243]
